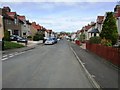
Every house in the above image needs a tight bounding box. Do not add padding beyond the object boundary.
[0,15,4,40]
[114,5,120,39]
[0,7,23,36]
[71,32,77,41]
[96,16,104,32]
[30,22,39,38]
[45,29,55,39]
[44,30,50,39]
[18,15,31,38]
[88,22,99,38]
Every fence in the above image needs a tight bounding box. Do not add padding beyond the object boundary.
[86,43,120,66]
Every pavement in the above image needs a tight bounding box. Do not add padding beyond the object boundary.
[2,40,43,55]
[69,42,119,89]
[2,39,93,88]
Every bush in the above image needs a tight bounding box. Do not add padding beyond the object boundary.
[79,33,86,42]
[89,36,101,44]
[4,30,10,41]
[33,32,44,41]
[27,36,32,39]
[33,35,39,41]
[101,38,112,46]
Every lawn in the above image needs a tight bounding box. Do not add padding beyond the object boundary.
[4,41,25,50]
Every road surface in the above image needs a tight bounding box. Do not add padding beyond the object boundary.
[2,39,93,88]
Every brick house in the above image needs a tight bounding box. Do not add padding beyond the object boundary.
[0,7,23,36]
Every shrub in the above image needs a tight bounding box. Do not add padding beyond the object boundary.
[33,35,39,41]
[33,32,44,41]
[89,36,101,44]
[101,38,112,46]
[79,33,86,42]
[4,30,10,41]
[27,36,32,39]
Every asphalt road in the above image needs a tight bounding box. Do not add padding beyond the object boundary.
[2,39,93,88]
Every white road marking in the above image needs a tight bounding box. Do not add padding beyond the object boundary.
[9,54,14,56]
[2,58,8,61]
[2,55,8,58]
[9,55,14,57]
[2,51,26,61]
[19,52,25,54]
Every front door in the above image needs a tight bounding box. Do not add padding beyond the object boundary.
[13,30,19,35]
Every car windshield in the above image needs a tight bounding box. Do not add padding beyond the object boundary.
[47,38,53,41]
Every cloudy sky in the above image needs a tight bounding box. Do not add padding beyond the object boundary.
[0,1,118,32]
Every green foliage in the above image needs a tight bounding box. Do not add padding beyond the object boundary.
[100,12,118,45]
[33,32,44,41]
[101,38,112,46]
[4,41,24,50]
[27,36,32,39]
[4,30,10,41]
[89,36,101,44]
[79,33,86,42]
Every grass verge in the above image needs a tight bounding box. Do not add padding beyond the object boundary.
[4,41,25,50]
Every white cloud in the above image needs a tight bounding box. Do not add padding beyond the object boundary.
[30,16,94,32]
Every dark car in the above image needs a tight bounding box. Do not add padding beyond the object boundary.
[10,35,28,43]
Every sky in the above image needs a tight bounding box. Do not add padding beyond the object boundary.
[0,1,118,32]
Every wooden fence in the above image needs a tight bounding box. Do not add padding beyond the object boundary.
[86,43,120,66]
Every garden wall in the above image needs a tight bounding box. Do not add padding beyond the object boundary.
[86,43,120,66]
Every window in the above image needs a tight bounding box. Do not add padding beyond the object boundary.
[23,32,26,35]
[14,19,17,24]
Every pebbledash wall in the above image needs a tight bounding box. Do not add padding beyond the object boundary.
[86,43,120,67]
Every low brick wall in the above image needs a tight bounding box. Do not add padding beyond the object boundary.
[86,43,120,66]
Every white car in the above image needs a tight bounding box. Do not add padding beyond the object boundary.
[44,38,54,45]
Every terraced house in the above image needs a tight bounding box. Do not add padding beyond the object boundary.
[0,7,24,36]
[18,15,31,38]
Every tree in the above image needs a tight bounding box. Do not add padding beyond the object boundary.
[79,33,86,42]
[33,31,44,41]
[100,12,118,45]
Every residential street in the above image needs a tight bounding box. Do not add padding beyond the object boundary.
[2,39,93,88]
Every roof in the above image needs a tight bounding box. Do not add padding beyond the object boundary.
[88,28,99,33]
[114,5,120,17]
[85,25,92,31]
[6,12,16,19]
[18,16,25,21]
[97,16,104,24]
[32,22,42,30]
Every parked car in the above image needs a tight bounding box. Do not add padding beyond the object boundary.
[10,35,28,43]
[44,38,54,45]
[52,37,57,44]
